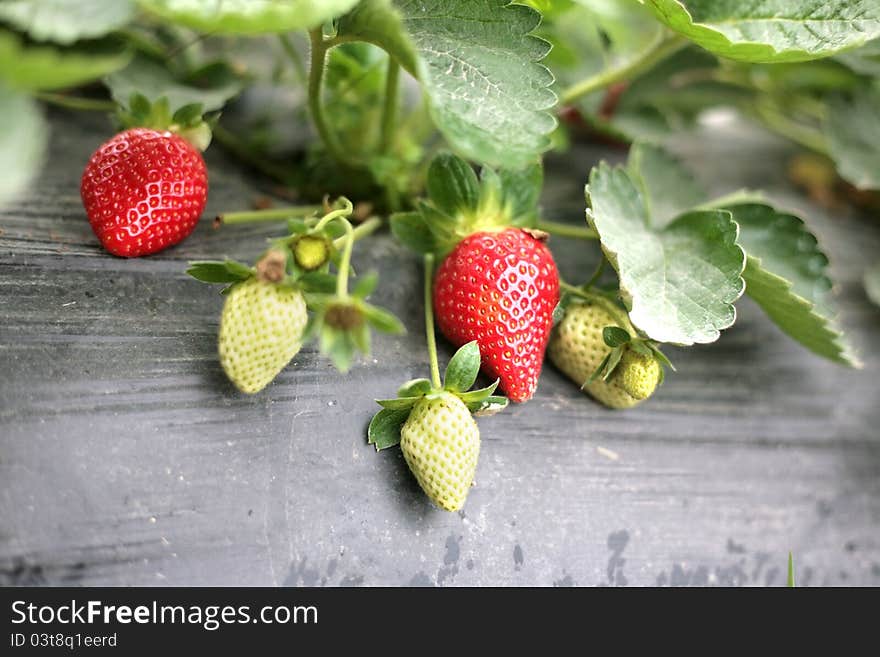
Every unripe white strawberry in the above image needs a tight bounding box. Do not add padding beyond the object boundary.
[400,392,480,511]
[548,300,661,409]
[218,278,308,394]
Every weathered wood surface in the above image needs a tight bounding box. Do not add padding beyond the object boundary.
[1,109,878,587]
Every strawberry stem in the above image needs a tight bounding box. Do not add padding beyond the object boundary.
[424,254,442,389]
[308,28,350,164]
[217,205,323,224]
[536,220,598,240]
[333,216,382,249]
[313,199,356,297]
[35,92,116,112]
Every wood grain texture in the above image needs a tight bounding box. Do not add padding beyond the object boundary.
[1,109,878,586]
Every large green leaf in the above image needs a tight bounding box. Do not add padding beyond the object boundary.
[825,89,880,190]
[0,29,130,90]
[586,162,745,345]
[0,85,47,208]
[729,204,858,366]
[393,0,557,168]
[646,1,880,63]
[0,0,135,45]
[137,0,360,34]
[337,0,557,166]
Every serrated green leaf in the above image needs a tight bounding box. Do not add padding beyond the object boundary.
[457,379,500,404]
[0,0,135,45]
[603,326,631,348]
[825,89,880,190]
[443,340,481,393]
[352,271,379,300]
[729,204,858,367]
[627,141,705,230]
[376,396,420,410]
[186,260,253,284]
[645,0,880,63]
[368,407,410,450]
[138,0,360,34]
[398,378,433,397]
[865,263,880,308]
[105,54,243,114]
[394,0,557,168]
[588,162,745,345]
[390,212,437,254]
[364,304,405,334]
[0,29,130,91]
[0,84,47,209]
[469,395,508,416]
[426,153,480,216]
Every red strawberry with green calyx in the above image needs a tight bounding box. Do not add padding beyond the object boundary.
[391,153,559,402]
[434,227,559,403]
[80,96,210,257]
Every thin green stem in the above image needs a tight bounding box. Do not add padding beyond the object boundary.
[35,92,116,112]
[312,199,355,297]
[424,254,442,389]
[278,34,308,86]
[218,205,323,225]
[379,57,401,153]
[308,28,349,164]
[537,220,598,240]
[333,216,382,249]
[334,219,355,297]
[560,33,686,105]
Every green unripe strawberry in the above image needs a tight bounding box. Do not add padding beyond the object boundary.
[618,349,661,400]
[400,392,480,512]
[218,277,308,394]
[548,300,661,409]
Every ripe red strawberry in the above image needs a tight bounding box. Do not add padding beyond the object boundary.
[433,227,560,402]
[81,128,208,257]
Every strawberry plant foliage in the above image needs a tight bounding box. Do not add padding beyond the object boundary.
[587,161,746,345]
[646,0,880,63]
[0,0,135,45]
[138,0,361,34]
[338,0,557,168]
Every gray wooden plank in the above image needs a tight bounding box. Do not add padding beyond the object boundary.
[0,109,878,586]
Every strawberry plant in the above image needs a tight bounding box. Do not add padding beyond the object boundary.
[1,0,877,510]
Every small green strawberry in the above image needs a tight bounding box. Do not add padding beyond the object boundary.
[369,341,508,511]
[548,294,670,409]
[218,276,308,394]
[401,392,480,511]
[187,250,308,394]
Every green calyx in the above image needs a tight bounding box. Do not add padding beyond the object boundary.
[390,152,544,256]
[587,322,674,391]
[368,341,508,451]
[117,93,214,151]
